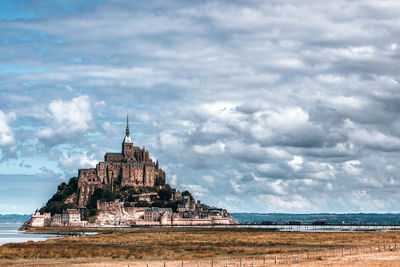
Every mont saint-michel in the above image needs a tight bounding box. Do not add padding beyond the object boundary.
[27,116,236,227]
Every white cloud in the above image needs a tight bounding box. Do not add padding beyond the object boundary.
[265,108,309,129]
[0,110,16,147]
[202,175,214,183]
[288,156,304,171]
[249,107,312,144]
[357,176,382,188]
[169,174,178,186]
[350,190,386,212]
[159,132,184,151]
[181,184,209,197]
[259,194,312,212]
[58,151,97,171]
[328,96,366,110]
[193,141,225,155]
[37,95,93,139]
[268,179,286,195]
[266,147,291,160]
[343,160,361,175]
[350,127,400,151]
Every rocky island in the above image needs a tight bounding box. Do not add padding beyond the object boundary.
[27,116,236,227]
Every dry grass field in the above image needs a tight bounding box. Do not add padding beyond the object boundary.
[2,228,400,266]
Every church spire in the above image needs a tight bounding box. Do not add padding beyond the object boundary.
[123,113,132,143]
[126,114,130,137]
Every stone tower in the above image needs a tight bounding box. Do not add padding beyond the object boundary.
[122,114,134,162]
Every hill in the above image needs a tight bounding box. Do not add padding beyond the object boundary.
[39,176,188,221]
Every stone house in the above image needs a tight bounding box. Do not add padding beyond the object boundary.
[50,214,63,226]
[62,209,86,226]
[144,207,172,221]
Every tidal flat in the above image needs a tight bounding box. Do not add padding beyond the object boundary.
[2,227,400,266]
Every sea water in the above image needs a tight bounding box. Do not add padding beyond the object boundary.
[0,223,57,245]
[232,213,400,225]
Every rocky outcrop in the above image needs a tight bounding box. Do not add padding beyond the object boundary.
[64,193,77,205]
[95,200,146,225]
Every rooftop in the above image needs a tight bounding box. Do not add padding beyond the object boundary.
[105,153,123,157]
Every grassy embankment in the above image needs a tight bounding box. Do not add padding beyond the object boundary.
[2,228,400,262]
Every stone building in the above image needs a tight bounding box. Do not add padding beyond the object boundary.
[50,214,63,226]
[62,209,82,226]
[144,207,172,222]
[77,116,165,207]
[30,211,51,227]
[28,210,86,227]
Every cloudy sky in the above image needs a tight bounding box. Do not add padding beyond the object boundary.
[1,0,400,214]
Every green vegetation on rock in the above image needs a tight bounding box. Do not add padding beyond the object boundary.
[39,177,78,215]
[39,176,187,217]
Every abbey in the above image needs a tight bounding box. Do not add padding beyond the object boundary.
[29,115,237,227]
[77,116,166,207]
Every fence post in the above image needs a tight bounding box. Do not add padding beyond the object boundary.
[240,258,242,267]
[274,256,277,265]
[350,248,352,255]
[211,260,213,267]
[226,258,228,267]
[164,262,166,267]
[286,255,288,264]
[298,253,300,263]
[252,257,254,267]
[182,261,184,267]
[342,248,344,257]
[197,260,200,267]
[307,252,309,261]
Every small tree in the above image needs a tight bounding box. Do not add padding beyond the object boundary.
[135,201,151,207]
[158,185,172,201]
[182,190,192,199]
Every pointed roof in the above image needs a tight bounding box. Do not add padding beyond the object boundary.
[123,114,132,143]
